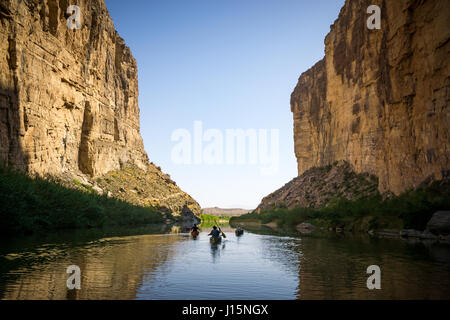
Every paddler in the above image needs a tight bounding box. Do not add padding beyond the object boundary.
[208,226,221,239]
[191,224,201,234]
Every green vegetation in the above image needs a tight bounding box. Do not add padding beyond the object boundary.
[72,178,95,193]
[0,166,166,237]
[231,180,450,232]
[201,213,230,223]
[199,213,231,229]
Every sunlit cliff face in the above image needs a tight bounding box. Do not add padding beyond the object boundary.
[0,0,148,177]
[0,0,201,216]
[291,0,449,195]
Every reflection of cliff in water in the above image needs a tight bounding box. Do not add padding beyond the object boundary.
[236,224,450,299]
[0,232,186,300]
[296,234,450,299]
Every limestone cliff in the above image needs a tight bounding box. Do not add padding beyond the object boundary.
[0,0,200,216]
[291,0,449,195]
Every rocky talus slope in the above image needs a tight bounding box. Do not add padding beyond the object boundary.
[0,0,200,217]
[257,161,379,212]
[291,0,449,195]
[95,163,200,217]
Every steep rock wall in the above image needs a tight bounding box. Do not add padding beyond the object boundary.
[291,0,449,194]
[0,0,201,216]
[0,0,147,176]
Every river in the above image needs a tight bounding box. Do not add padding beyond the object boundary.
[1,224,449,300]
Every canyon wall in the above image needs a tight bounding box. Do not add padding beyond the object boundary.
[0,0,200,215]
[291,0,449,194]
[0,0,147,176]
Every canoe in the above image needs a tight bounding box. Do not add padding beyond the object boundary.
[191,231,199,237]
[210,236,222,244]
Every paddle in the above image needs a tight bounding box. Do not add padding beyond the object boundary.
[215,219,227,238]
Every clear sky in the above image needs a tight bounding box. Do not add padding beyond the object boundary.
[104,0,345,209]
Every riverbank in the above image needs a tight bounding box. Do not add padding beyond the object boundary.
[0,166,168,237]
[200,213,230,223]
[231,179,450,237]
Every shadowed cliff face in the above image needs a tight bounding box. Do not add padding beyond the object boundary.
[0,0,201,217]
[291,0,449,195]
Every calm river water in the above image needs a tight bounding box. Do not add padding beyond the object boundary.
[1,225,449,299]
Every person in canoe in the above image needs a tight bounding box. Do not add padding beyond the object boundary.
[235,227,244,236]
[191,224,201,237]
[208,226,221,240]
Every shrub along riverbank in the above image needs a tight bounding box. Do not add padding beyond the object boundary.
[230,180,450,232]
[0,166,165,237]
[200,213,230,223]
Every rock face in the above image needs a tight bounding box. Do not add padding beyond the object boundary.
[0,0,200,216]
[427,211,450,235]
[296,222,315,234]
[291,0,449,195]
[180,205,201,226]
[1,0,148,176]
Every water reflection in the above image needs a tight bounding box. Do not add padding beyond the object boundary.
[0,224,449,299]
[296,233,450,299]
[0,232,185,300]
[210,241,226,264]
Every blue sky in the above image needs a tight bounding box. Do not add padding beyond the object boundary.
[105,0,345,209]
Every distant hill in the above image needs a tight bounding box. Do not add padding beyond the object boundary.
[202,207,253,216]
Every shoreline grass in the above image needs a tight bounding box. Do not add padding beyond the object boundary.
[0,166,166,237]
[231,180,450,232]
[200,213,230,223]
